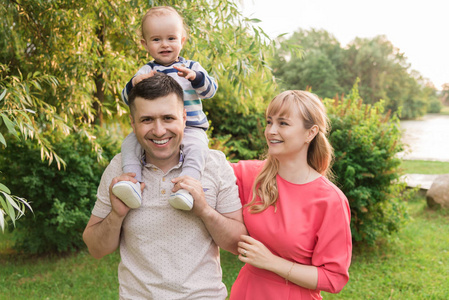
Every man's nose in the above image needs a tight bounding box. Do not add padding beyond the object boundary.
[152,120,166,136]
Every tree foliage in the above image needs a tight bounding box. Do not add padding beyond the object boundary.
[0,0,277,245]
[272,29,442,119]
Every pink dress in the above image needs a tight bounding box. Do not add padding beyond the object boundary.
[230,160,352,300]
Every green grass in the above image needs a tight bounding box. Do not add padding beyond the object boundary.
[439,105,449,115]
[1,197,448,299]
[401,159,449,174]
[323,198,449,299]
[0,232,121,299]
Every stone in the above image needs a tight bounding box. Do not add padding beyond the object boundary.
[426,174,449,209]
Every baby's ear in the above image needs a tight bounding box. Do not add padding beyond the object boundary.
[140,39,149,51]
[181,36,186,46]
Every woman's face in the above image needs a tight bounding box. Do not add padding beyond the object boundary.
[264,108,312,160]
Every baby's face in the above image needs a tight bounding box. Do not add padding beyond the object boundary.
[141,14,185,66]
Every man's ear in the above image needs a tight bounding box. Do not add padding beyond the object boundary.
[130,114,136,132]
[183,108,187,124]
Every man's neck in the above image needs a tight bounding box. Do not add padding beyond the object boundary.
[145,152,182,174]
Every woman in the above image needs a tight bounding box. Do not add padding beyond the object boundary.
[230,90,352,299]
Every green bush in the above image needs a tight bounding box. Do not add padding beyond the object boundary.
[427,98,442,113]
[326,85,412,245]
[0,132,119,253]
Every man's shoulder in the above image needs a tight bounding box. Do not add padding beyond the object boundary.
[102,153,122,174]
[203,149,229,172]
[206,149,227,161]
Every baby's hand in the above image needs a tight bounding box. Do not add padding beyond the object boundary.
[173,65,196,81]
[132,70,157,86]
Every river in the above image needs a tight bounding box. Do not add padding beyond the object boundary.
[398,114,449,162]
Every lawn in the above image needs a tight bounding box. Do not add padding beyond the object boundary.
[401,159,449,174]
[1,159,449,299]
[1,196,448,299]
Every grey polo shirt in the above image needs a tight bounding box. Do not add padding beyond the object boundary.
[92,149,241,299]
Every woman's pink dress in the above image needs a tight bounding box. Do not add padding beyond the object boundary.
[230,160,352,300]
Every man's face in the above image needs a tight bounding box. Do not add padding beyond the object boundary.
[130,94,186,171]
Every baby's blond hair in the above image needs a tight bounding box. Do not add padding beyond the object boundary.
[140,6,188,41]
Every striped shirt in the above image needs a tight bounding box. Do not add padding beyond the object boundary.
[122,57,217,129]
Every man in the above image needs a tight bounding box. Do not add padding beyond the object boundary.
[83,73,246,299]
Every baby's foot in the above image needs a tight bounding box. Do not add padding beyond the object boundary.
[168,189,193,211]
[112,181,142,209]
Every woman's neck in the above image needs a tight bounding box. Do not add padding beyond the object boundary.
[277,156,319,184]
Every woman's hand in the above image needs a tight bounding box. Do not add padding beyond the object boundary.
[237,235,277,270]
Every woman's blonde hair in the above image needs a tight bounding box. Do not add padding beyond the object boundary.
[140,6,189,41]
[248,90,334,213]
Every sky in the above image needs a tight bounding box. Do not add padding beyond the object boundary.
[240,0,449,90]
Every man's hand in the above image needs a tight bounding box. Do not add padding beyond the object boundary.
[173,65,196,81]
[109,172,145,217]
[171,175,209,217]
[132,70,157,86]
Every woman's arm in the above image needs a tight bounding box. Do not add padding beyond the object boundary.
[237,235,318,289]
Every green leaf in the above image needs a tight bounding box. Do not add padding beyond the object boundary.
[0,132,6,147]
[0,208,4,232]
[0,194,14,226]
[0,183,11,193]
[0,114,17,136]
[0,89,6,101]
[3,192,21,213]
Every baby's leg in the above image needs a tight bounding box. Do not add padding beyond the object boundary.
[169,127,208,210]
[180,127,209,180]
[112,132,143,209]
[121,132,143,182]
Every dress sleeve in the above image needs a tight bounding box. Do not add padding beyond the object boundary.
[313,185,352,293]
[230,160,264,206]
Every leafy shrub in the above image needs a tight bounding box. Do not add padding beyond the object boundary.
[326,85,413,245]
[427,98,442,113]
[0,132,119,253]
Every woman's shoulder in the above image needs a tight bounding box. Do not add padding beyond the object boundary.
[315,176,350,208]
[231,160,265,177]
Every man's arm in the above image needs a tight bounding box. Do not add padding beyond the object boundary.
[172,176,247,255]
[83,173,141,259]
[198,207,246,255]
[83,212,126,259]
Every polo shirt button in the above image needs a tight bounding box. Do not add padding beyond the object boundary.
[161,189,166,194]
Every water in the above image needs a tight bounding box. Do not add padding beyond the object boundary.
[398,114,449,162]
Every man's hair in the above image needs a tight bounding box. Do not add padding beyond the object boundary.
[128,73,184,115]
